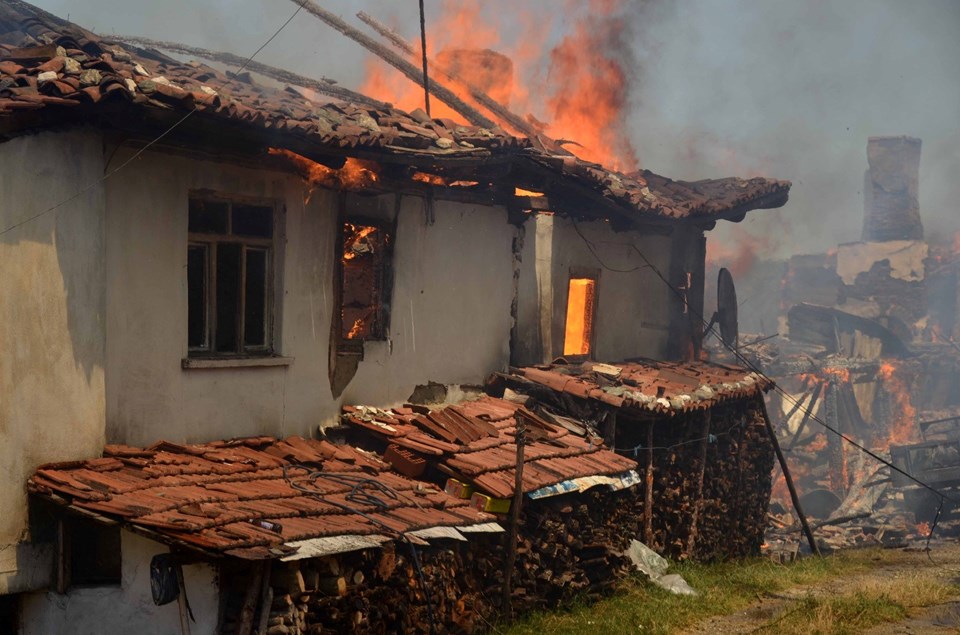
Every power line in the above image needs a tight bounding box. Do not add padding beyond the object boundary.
[0,0,310,239]
[571,220,960,508]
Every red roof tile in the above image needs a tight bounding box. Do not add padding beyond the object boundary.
[343,397,637,499]
[28,436,494,560]
[509,360,772,415]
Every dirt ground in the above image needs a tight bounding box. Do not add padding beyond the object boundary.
[682,543,960,634]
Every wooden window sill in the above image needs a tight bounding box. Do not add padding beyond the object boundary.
[182,356,294,369]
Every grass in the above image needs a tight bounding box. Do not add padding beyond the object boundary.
[502,549,952,635]
[756,576,958,635]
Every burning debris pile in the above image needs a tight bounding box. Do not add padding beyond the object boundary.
[727,136,960,553]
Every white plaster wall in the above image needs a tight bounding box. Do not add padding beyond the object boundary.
[104,148,337,446]
[515,214,674,364]
[104,150,516,445]
[343,197,515,405]
[20,530,218,635]
[0,130,106,591]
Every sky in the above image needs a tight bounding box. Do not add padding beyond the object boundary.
[30,0,960,264]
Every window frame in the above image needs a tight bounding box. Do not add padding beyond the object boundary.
[187,193,281,358]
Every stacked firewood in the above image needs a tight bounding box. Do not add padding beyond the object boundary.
[623,397,775,561]
[465,489,639,615]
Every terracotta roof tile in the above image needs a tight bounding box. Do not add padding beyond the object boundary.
[509,359,772,415]
[343,396,637,499]
[28,435,495,560]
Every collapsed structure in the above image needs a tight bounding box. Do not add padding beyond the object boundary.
[0,1,790,632]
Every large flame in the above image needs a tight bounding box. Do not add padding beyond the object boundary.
[358,0,638,172]
[877,361,918,447]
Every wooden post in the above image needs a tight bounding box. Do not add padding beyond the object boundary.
[685,412,711,557]
[237,561,267,635]
[255,564,273,635]
[643,421,654,546]
[417,0,430,116]
[176,563,192,635]
[56,517,71,594]
[759,396,821,557]
[502,410,526,620]
[787,381,824,450]
[601,409,617,448]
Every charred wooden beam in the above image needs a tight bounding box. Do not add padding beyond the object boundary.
[294,0,497,129]
[356,10,544,141]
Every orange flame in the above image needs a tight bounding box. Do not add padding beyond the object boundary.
[878,361,918,447]
[358,0,638,172]
[412,171,448,186]
[269,148,379,191]
[515,187,545,197]
[346,318,364,340]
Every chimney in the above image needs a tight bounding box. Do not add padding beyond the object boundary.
[862,136,923,242]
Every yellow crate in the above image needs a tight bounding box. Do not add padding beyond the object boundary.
[444,478,475,500]
[470,492,511,514]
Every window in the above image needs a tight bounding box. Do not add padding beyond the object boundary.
[188,197,276,356]
[339,221,392,341]
[563,276,597,356]
[57,516,121,590]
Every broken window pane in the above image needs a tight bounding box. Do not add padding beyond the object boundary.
[244,248,268,347]
[216,243,242,352]
[563,277,597,356]
[232,204,273,238]
[187,245,208,349]
[188,199,228,234]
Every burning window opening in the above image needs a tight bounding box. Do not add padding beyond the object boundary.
[268,148,380,192]
[563,277,596,356]
[340,221,392,341]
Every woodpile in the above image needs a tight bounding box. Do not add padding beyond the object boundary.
[220,545,494,635]
[468,489,639,615]
[617,397,776,561]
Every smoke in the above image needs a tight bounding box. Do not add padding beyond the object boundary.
[35,0,960,264]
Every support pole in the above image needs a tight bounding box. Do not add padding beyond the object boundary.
[502,409,526,620]
[685,412,711,557]
[417,0,430,116]
[644,421,654,546]
[759,396,821,556]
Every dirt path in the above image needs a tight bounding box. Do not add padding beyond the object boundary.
[682,545,960,634]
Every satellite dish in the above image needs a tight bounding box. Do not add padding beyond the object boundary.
[717,267,739,348]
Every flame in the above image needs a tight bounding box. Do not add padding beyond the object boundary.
[412,171,448,186]
[343,224,378,261]
[269,148,379,191]
[358,0,638,172]
[878,361,918,447]
[346,318,364,340]
[563,278,596,355]
[515,187,545,197]
[822,367,851,383]
[916,521,931,536]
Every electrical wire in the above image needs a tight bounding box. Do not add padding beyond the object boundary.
[613,424,739,455]
[571,221,960,516]
[0,0,310,239]
[283,465,438,635]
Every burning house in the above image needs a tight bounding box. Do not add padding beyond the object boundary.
[0,1,794,632]
[731,136,960,551]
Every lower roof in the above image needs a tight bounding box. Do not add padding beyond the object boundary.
[28,436,496,560]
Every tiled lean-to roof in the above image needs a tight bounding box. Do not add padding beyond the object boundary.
[505,360,773,415]
[28,436,498,560]
[343,396,637,499]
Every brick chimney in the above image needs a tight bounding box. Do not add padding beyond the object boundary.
[862,136,923,242]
